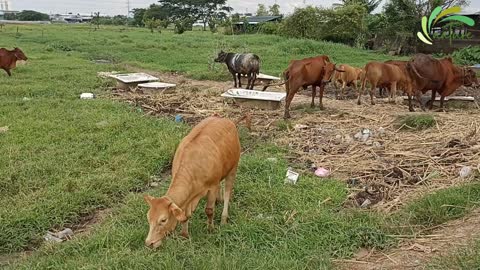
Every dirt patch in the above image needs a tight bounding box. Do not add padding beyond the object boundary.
[105,66,480,212]
[335,208,480,270]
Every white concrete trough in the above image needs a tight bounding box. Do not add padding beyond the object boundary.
[402,96,477,109]
[470,64,480,72]
[108,73,159,90]
[137,82,177,94]
[239,73,282,91]
[221,89,286,110]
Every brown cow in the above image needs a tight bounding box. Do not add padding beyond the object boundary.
[333,64,363,100]
[407,54,479,110]
[283,55,343,119]
[359,62,410,106]
[0,47,28,76]
[144,114,249,248]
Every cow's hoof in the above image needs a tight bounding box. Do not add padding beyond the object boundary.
[357,101,361,106]
[284,113,291,119]
[180,231,190,239]
[319,106,325,111]
[310,104,315,108]
[409,108,415,112]
[221,217,228,225]
[371,102,376,106]
[207,224,215,233]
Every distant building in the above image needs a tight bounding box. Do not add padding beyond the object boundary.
[0,10,18,20]
[50,13,93,23]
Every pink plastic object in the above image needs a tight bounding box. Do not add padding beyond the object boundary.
[314,167,330,177]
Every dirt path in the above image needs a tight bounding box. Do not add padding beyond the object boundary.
[336,208,480,270]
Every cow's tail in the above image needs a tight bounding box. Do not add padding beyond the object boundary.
[283,69,291,95]
[235,113,252,131]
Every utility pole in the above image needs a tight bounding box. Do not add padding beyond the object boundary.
[126,0,130,26]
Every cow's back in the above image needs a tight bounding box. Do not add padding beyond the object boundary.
[172,117,241,186]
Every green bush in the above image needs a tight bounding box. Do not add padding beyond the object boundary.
[258,22,280,35]
[452,46,480,66]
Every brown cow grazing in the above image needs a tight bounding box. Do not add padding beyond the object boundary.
[407,54,479,110]
[0,47,28,76]
[283,55,343,119]
[333,64,363,100]
[359,62,410,106]
[144,114,249,248]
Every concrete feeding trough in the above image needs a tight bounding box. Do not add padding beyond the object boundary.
[221,89,286,110]
[108,73,159,90]
[470,64,480,73]
[239,73,281,91]
[137,82,177,94]
[402,96,477,109]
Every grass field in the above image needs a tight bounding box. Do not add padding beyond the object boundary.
[1,24,479,269]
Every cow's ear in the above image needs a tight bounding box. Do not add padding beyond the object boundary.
[144,195,154,205]
[169,203,187,222]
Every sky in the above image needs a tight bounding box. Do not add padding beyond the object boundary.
[6,0,480,16]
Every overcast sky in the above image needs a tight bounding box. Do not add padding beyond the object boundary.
[7,0,480,16]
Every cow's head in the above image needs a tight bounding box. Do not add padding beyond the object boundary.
[214,50,227,63]
[13,48,28,61]
[144,195,187,249]
[463,68,478,88]
[322,62,344,84]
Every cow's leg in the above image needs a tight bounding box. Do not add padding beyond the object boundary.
[216,183,223,203]
[205,186,218,232]
[408,94,415,112]
[311,85,316,108]
[369,82,376,105]
[352,80,358,100]
[390,82,397,104]
[251,73,257,90]
[415,90,426,111]
[340,81,347,100]
[358,78,367,105]
[439,95,446,111]
[3,68,11,77]
[284,82,296,119]
[319,84,326,110]
[334,80,339,100]
[237,73,242,88]
[232,72,238,88]
[221,166,238,225]
[429,90,436,110]
[180,195,202,238]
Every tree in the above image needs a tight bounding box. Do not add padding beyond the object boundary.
[144,18,163,33]
[193,0,232,31]
[335,0,381,13]
[143,4,170,27]
[132,8,147,26]
[256,4,269,16]
[16,10,49,21]
[91,12,101,29]
[269,4,281,16]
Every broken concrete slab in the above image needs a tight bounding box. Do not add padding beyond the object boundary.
[108,73,159,90]
[221,89,286,110]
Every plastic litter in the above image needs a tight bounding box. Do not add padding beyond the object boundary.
[175,115,183,123]
[459,166,473,178]
[294,124,308,131]
[0,126,8,133]
[44,228,74,243]
[314,167,330,177]
[360,199,372,208]
[285,168,299,185]
[80,93,95,99]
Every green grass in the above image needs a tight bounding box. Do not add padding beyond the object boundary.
[1,24,399,81]
[1,24,480,269]
[428,240,480,270]
[397,114,436,130]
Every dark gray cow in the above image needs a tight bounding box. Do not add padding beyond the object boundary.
[214,51,260,90]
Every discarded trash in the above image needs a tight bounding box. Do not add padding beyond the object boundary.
[378,127,385,135]
[344,134,353,144]
[285,168,299,185]
[347,178,359,187]
[360,199,372,208]
[80,93,95,99]
[44,228,74,243]
[365,140,373,146]
[0,126,8,133]
[175,115,183,123]
[294,124,308,131]
[314,167,330,177]
[266,157,278,163]
[97,71,120,78]
[22,97,31,101]
[355,128,371,142]
[459,166,473,178]
[150,182,160,187]
[373,142,382,148]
